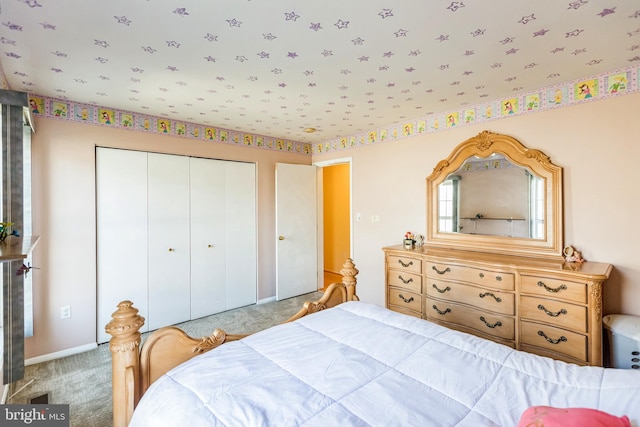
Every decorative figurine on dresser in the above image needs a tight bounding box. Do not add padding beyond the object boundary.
[383,131,612,367]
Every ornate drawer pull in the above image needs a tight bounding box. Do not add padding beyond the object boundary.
[537,281,567,293]
[398,294,414,304]
[479,272,484,278]
[432,305,451,315]
[432,284,451,293]
[495,276,502,281]
[432,266,451,275]
[479,292,502,303]
[398,275,414,284]
[479,316,502,329]
[537,304,567,317]
[398,259,414,268]
[537,330,567,345]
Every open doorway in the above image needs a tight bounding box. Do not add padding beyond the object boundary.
[315,158,352,290]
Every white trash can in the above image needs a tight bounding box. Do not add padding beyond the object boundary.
[603,314,640,369]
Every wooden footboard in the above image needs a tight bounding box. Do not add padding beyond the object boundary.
[105,258,359,427]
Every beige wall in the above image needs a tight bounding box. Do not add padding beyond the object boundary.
[28,118,309,358]
[314,93,640,318]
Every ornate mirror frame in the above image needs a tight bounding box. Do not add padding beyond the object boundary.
[426,130,564,259]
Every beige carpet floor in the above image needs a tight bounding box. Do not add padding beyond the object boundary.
[5,291,323,427]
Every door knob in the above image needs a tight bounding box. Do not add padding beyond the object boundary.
[278,236,285,240]
[207,244,213,248]
[168,248,175,252]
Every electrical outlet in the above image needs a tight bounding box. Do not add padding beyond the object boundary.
[60,305,71,319]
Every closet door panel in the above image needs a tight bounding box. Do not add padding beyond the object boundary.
[96,148,149,343]
[225,161,257,308]
[147,153,191,330]
[190,157,227,319]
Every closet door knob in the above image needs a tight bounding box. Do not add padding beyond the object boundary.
[168,248,175,252]
[278,236,285,240]
[207,244,213,248]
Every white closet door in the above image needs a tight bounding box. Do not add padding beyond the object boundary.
[190,157,227,319]
[225,161,257,308]
[147,153,191,330]
[96,148,149,343]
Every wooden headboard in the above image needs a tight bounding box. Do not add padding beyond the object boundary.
[105,258,359,427]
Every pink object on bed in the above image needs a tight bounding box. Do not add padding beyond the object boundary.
[517,406,631,427]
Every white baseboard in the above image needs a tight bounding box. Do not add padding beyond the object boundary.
[25,343,98,366]
[257,296,276,305]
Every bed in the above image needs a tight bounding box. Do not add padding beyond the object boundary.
[106,258,640,426]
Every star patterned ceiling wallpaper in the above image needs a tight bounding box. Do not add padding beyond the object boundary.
[1,0,640,149]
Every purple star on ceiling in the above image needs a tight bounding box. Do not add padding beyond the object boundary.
[435,35,449,42]
[565,29,584,37]
[257,52,269,59]
[533,29,549,37]
[227,19,242,27]
[263,33,276,41]
[471,29,485,37]
[395,29,408,37]
[568,0,587,10]
[114,16,131,25]
[142,46,156,53]
[1,37,16,45]
[335,19,349,29]
[24,1,42,7]
[446,2,465,13]
[352,37,365,45]
[287,52,298,59]
[167,66,178,71]
[505,48,519,55]
[285,12,300,21]
[95,57,108,63]
[174,8,189,17]
[95,40,109,48]
[518,14,536,24]
[3,22,22,31]
[40,22,55,30]
[598,8,615,17]
[310,23,322,31]
[204,56,216,62]
[379,9,393,18]
[204,34,218,42]
[166,41,181,48]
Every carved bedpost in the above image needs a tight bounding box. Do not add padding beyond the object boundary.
[340,258,359,301]
[105,301,145,427]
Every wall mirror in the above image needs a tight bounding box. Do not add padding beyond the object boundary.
[426,130,563,259]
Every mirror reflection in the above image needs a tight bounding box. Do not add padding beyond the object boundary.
[438,154,545,239]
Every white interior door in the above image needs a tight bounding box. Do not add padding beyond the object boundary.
[275,163,318,300]
[224,161,257,308]
[96,148,149,343]
[190,157,227,319]
[147,153,191,330]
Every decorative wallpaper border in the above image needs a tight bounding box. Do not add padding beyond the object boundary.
[26,64,639,157]
[316,64,640,155]
[26,94,313,156]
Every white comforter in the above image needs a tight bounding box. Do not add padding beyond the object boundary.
[130,301,640,426]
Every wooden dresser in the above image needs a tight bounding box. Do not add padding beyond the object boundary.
[383,244,612,366]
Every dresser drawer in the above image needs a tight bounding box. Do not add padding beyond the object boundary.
[427,298,515,340]
[520,321,587,362]
[388,255,422,274]
[520,296,587,333]
[387,270,422,294]
[426,262,514,291]
[388,287,422,313]
[427,279,514,315]
[521,276,587,304]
